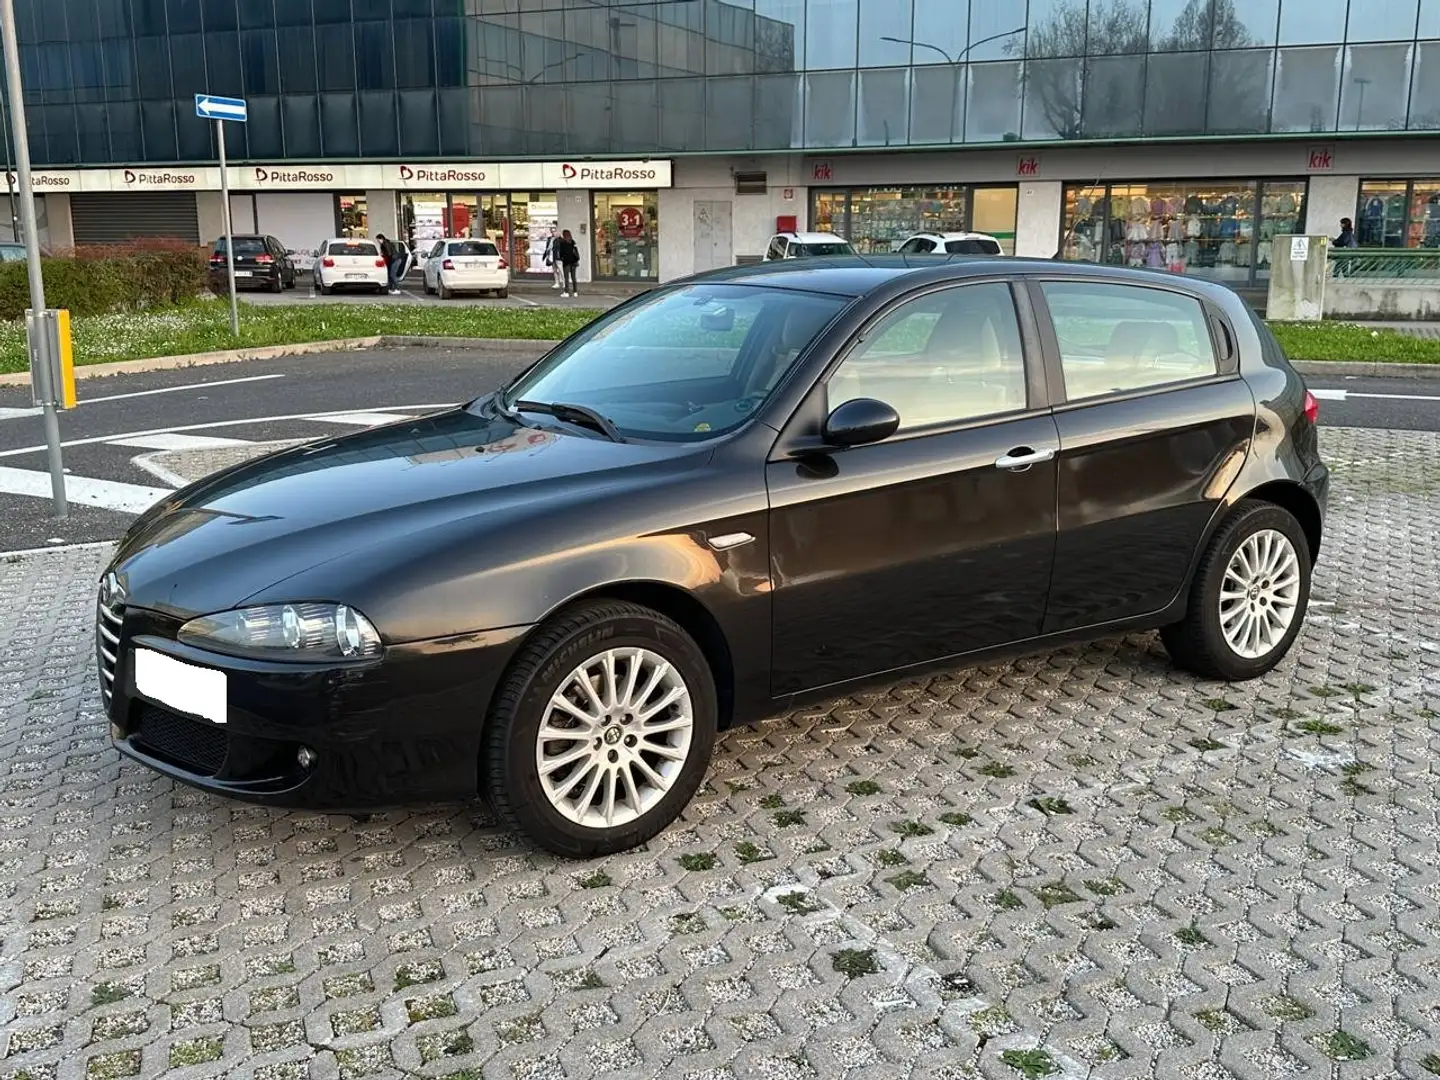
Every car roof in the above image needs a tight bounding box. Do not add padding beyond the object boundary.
[324,237,377,243]
[776,232,849,243]
[675,255,1242,301]
[912,232,999,241]
[441,236,497,243]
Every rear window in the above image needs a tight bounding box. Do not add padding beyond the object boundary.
[792,242,852,257]
[216,237,266,254]
[448,241,499,256]
[328,242,378,256]
[945,238,1002,254]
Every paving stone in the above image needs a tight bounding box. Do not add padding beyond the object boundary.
[1,426,1439,1078]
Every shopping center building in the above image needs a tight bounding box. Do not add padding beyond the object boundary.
[4,0,1440,289]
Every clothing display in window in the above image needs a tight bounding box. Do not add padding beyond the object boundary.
[1355,180,1440,249]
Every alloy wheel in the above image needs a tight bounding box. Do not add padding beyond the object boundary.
[1218,528,1302,660]
[535,647,693,829]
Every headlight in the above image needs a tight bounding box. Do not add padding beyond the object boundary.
[178,604,382,662]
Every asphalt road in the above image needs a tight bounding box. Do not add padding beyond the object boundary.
[0,349,1434,552]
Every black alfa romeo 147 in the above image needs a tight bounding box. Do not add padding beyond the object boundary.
[97,257,1328,857]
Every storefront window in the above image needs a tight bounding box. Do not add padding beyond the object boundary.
[1357,180,1440,248]
[809,185,1018,254]
[1061,180,1306,286]
[512,192,558,276]
[336,193,367,237]
[593,192,658,280]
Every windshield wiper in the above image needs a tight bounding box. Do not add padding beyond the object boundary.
[509,399,626,443]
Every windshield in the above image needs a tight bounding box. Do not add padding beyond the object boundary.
[945,238,1002,254]
[793,242,852,257]
[499,284,848,442]
[216,237,266,254]
[449,241,498,256]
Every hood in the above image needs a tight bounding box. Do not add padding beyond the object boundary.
[111,406,702,619]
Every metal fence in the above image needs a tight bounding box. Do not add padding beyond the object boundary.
[1329,248,1440,280]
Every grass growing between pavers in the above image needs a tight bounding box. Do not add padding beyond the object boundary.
[0,301,602,373]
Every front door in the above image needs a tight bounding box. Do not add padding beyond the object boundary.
[766,281,1059,696]
[1033,278,1256,632]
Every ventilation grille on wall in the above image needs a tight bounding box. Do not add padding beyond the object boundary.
[734,171,768,195]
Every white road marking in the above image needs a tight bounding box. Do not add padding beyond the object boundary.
[305,412,418,427]
[1311,388,1348,401]
[131,454,193,489]
[0,404,455,460]
[109,433,254,451]
[1311,387,1440,403]
[0,407,40,420]
[0,466,171,514]
[0,375,285,422]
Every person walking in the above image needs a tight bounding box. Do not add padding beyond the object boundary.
[1334,217,1359,249]
[543,228,563,289]
[555,229,581,298]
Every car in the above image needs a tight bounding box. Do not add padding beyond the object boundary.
[763,231,855,260]
[422,237,510,299]
[97,256,1327,858]
[897,231,1004,255]
[0,241,26,263]
[312,238,389,294]
[208,235,298,293]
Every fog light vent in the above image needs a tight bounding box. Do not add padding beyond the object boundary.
[297,747,318,769]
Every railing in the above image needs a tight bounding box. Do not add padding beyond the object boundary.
[1329,248,1440,280]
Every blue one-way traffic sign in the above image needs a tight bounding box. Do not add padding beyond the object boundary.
[195,94,247,122]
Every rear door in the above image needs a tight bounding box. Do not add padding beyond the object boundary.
[1030,277,1254,632]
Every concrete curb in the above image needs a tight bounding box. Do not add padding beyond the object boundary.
[0,335,563,388]
[1,334,1434,388]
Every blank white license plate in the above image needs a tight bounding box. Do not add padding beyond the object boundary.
[345,272,368,279]
[133,647,227,725]
[234,270,253,278]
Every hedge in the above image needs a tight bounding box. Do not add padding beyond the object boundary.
[0,240,207,320]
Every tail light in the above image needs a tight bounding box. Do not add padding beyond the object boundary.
[1303,390,1319,425]
[322,257,336,268]
[209,254,225,264]
[375,257,387,268]
[498,256,508,270]
[255,254,274,264]
[442,259,455,270]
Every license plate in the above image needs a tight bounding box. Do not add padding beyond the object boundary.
[344,273,367,280]
[133,648,227,725]
[234,270,253,278]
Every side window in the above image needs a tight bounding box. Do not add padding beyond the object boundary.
[766,237,785,260]
[429,242,444,259]
[898,238,921,253]
[827,282,1029,432]
[1040,281,1218,402]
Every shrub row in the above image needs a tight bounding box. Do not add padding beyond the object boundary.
[0,239,207,320]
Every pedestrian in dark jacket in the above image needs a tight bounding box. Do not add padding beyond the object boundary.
[555,229,581,297]
[1335,218,1359,249]
[377,234,401,292]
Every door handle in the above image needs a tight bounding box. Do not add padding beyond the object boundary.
[995,446,1056,471]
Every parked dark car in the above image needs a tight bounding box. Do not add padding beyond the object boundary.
[97,257,1327,857]
[209,234,297,293]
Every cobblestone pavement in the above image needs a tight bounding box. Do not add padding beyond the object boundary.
[2,426,1439,1080]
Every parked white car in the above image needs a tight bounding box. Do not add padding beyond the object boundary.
[422,238,510,299]
[762,231,855,260]
[897,232,1003,255]
[312,238,390,294]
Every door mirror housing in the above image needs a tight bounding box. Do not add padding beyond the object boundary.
[822,397,900,448]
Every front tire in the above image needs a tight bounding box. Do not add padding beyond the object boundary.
[484,602,717,858]
[1161,500,1312,681]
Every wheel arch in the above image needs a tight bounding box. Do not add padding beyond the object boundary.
[1233,479,1322,563]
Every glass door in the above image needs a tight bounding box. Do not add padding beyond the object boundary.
[336,194,368,238]
[400,193,447,254]
[1256,181,1307,283]
[511,192,558,277]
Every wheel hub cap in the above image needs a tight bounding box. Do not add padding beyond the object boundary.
[536,647,694,829]
[1219,528,1302,660]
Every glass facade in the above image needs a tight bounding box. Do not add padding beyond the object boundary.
[1061,179,1307,285]
[593,192,659,280]
[397,190,559,273]
[3,0,1440,166]
[812,185,1018,253]
[1356,179,1440,247]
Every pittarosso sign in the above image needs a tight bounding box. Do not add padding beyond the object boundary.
[12,160,674,193]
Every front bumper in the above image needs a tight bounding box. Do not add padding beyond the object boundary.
[102,603,530,810]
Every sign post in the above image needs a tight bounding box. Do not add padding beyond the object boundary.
[196,94,248,338]
[2,0,66,516]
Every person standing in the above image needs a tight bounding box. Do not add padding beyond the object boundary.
[555,229,581,298]
[543,228,563,289]
[1334,217,1359,249]
[377,233,399,293]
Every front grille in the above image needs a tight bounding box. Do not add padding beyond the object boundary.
[133,704,229,777]
[96,576,125,709]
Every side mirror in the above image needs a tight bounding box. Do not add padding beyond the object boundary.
[822,398,900,448]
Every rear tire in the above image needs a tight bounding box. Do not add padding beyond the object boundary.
[496,288,509,299]
[484,601,717,858]
[269,276,283,293]
[439,282,453,300]
[318,281,332,296]
[1161,500,1312,682]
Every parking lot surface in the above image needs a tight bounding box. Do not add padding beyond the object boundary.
[1,425,1437,1080]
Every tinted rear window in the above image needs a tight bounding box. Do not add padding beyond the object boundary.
[217,237,266,254]
[449,241,499,256]
[945,238,1002,254]
[793,243,852,257]
[328,242,378,256]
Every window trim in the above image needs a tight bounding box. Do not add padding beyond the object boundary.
[1026,276,1228,410]
[800,277,1050,443]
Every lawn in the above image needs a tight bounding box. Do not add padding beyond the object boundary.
[2,298,1438,374]
[0,301,603,375]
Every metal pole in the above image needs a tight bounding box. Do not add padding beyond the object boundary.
[1,0,65,517]
[216,119,239,337]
